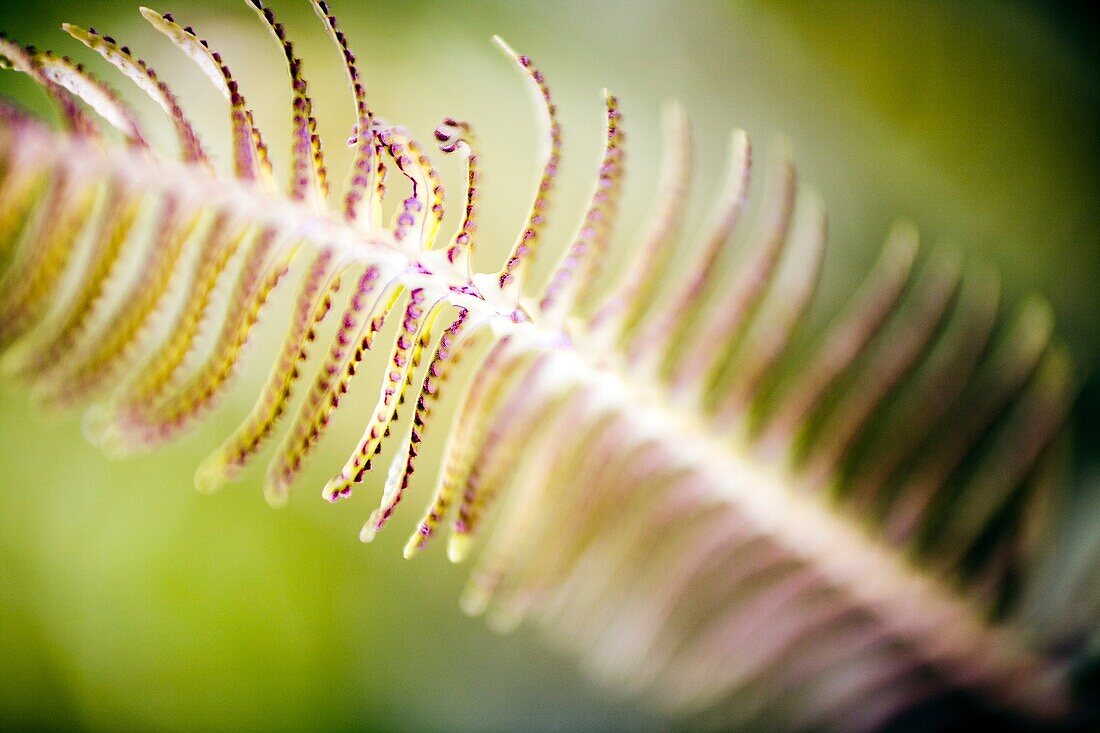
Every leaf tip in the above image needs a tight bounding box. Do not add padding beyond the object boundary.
[263,482,290,509]
[447,533,471,564]
[490,34,513,56]
[358,516,378,543]
[193,456,227,495]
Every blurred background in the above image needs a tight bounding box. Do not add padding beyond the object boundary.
[0,1,1096,730]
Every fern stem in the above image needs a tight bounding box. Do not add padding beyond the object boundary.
[5,115,1071,721]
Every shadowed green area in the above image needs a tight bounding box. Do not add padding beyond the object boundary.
[0,1,1096,730]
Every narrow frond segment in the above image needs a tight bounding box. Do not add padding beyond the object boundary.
[712,190,827,424]
[757,221,919,458]
[141,8,271,183]
[539,90,624,323]
[5,181,143,380]
[434,118,479,278]
[0,36,95,134]
[800,249,961,487]
[362,308,482,542]
[264,271,402,506]
[246,0,327,205]
[40,199,203,408]
[0,170,97,348]
[309,0,375,223]
[321,289,444,502]
[670,138,797,400]
[404,337,520,558]
[588,101,691,345]
[492,36,561,296]
[195,249,346,492]
[629,128,751,377]
[116,233,302,449]
[32,50,147,146]
[62,23,206,162]
[94,216,253,441]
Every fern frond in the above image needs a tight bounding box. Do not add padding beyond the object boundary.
[0,4,1092,731]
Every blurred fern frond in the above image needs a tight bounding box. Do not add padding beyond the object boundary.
[0,2,1094,730]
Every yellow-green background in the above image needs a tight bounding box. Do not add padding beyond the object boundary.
[0,1,1096,730]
